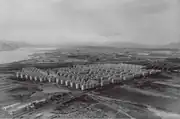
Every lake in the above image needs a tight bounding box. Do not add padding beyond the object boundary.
[0,47,57,64]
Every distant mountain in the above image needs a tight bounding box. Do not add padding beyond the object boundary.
[162,42,180,49]
[101,41,159,49]
[98,41,180,50]
[0,40,32,51]
[1,40,177,51]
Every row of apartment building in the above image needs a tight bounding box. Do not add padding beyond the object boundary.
[16,64,161,91]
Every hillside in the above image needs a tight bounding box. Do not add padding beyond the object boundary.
[104,42,151,48]
[0,39,179,52]
[162,42,180,49]
[99,41,180,49]
[0,40,32,51]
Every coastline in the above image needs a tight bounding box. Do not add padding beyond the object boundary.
[0,47,57,65]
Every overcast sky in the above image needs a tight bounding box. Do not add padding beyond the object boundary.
[0,0,179,45]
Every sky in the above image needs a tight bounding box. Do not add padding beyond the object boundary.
[0,0,179,45]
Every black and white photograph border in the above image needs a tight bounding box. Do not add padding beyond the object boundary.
[0,0,179,119]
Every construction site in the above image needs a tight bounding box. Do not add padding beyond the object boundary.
[1,46,180,119]
[2,45,180,119]
[0,63,162,118]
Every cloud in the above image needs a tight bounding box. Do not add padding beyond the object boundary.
[0,0,179,45]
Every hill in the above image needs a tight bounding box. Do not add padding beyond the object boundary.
[0,40,32,51]
[103,41,153,48]
[162,42,180,49]
[99,41,180,50]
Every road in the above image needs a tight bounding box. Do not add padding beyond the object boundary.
[153,81,180,89]
[87,93,135,119]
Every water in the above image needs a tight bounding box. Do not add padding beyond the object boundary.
[0,47,57,64]
[0,47,58,117]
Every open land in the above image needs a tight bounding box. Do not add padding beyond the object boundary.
[1,46,180,119]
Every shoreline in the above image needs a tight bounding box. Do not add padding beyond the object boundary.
[0,47,57,65]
